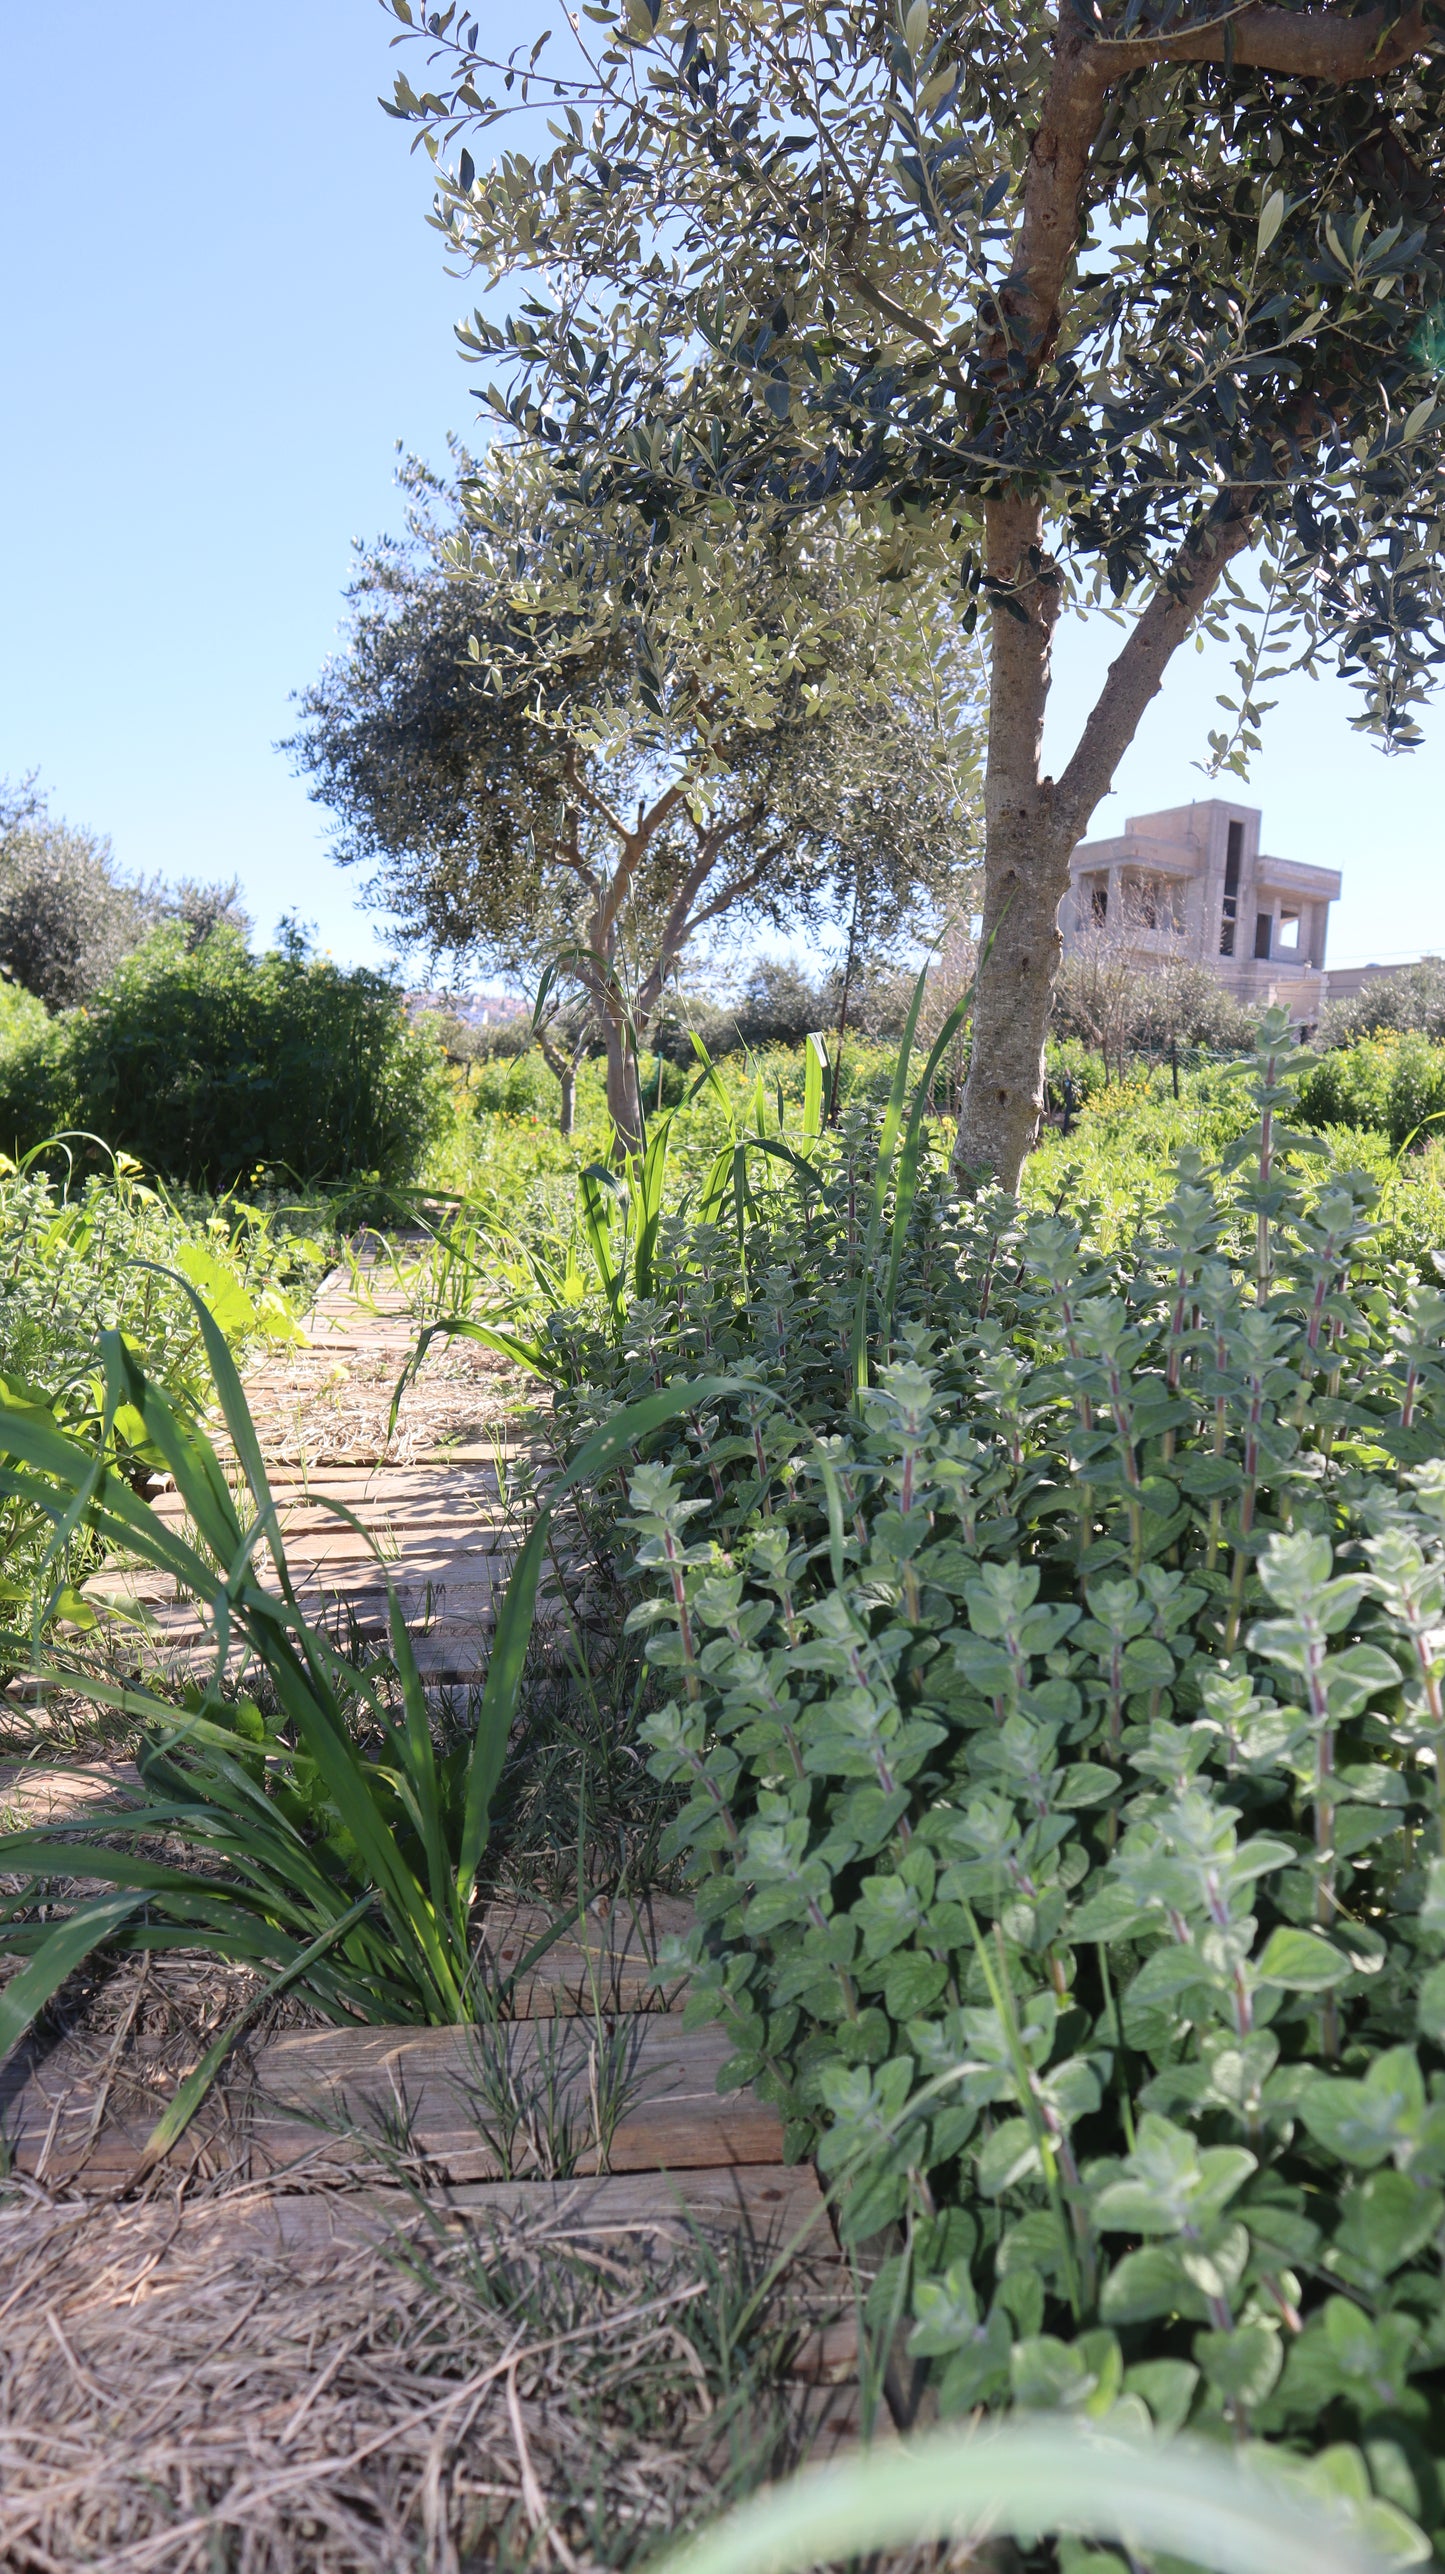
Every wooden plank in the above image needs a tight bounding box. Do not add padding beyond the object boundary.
[263,1453,518,1488]
[0,1761,142,1825]
[2,1956,757,2182]
[248,2015,780,2182]
[2,2016,775,2189]
[139,2162,830,2259]
[481,1894,693,2017]
[0,2031,248,2190]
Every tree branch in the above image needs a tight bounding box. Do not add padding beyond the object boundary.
[570,773,632,842]
[677,841,782,943]
[1054,494,1259,840]
[987,21,1109,382]
[632,802,770,1021]
[987,2,1432,389]
[1103,0,1429,77]
[596,779,690,950]
[556,788,601,896]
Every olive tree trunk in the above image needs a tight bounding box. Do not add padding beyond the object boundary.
[537,1034,578,1137]
[951,495,1073,1193]
[952,490,1258,1194]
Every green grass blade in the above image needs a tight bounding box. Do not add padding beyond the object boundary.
[136,1890,375,2175]
[99,1327,249,1577]
[633,1111,673,1301]
[697,1141,735,1224]
[802,1033,826,1142]
[731,1141,752,1285]
[649,2421,1390,2574]
[0,1835,296,1905]
[0,1396,221,1608]
[387,1320,563,1450]
[0,1892,144,2066]
[129,1266,292,1591]
[688,1031,741,1137]
[241,1636,457,1987]
[385,1567,465,1987]
[578,1164,625,1327]
[847,959,930,1397]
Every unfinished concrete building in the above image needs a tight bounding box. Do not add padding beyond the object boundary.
[1060,800,1339,1020]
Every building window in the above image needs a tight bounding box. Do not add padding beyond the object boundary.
[1220,820,1243,957]
[1254,912,1272,960]
[1278,910,1300,951]
[1089,877,1108,923]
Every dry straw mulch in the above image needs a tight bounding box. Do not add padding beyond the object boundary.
[244,1330,526,1472]
[0,2180,870,2574]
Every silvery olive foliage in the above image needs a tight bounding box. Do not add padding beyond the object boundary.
[0,778,152,1013]
[292,443,983,1145]
[0,775,251,1013]
[382,0,1445,1188]
[537,1009,1445,2557]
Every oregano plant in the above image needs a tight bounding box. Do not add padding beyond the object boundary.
[527,1007,1445,2558]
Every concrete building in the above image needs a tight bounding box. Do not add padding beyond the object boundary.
[1060,800,1339,1020]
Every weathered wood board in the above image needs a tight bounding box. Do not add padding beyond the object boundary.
[2,1999,770,2192]
[479,1892,694,2016]
[248,2016,781,2183]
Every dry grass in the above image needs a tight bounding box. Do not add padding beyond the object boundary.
[0,2179,880,2574]
[244,1332,527,1472]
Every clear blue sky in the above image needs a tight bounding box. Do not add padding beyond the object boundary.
[3,2,1441,975]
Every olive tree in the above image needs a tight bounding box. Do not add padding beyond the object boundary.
[0,776,252,1012]
[292,444,981,1143]
[0,779,152,1011]
[385,0,1445,1186]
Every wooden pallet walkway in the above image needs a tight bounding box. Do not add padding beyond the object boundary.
[1,1257,872,2469]
[87,1258,524,1686]
[3,1899,861,2400]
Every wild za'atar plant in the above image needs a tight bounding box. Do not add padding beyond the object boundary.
[575,1011,1445,2559]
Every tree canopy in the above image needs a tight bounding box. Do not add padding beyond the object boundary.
[383,0,1445,1182]
[0,776,250,1014]
[292,441,982,1137]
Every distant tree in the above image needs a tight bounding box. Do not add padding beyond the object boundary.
[389,0,1445,1187]
[162,877,252,952]
[531,996,594,1137]
[1130,960,1261,1058]
[290,444,981,1146]
[1321,957,1445,1046]
[730,959,830,1052]
[0,926,448,1190]
[1053,895,1258,1079]
[0,776,254,1010]
[0,780,152,1011]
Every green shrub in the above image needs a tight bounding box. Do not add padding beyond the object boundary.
[0,983,70,1157]
[1299,1034,1445,1156]
[467,1045,565,1120]
[1044,1036,1109,1112]
[513,1009,1445,2550]
[0,980,51,1053]
[0,1153,318,1628]
[0,930,450,1190]
[1322,959,1445,1049]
